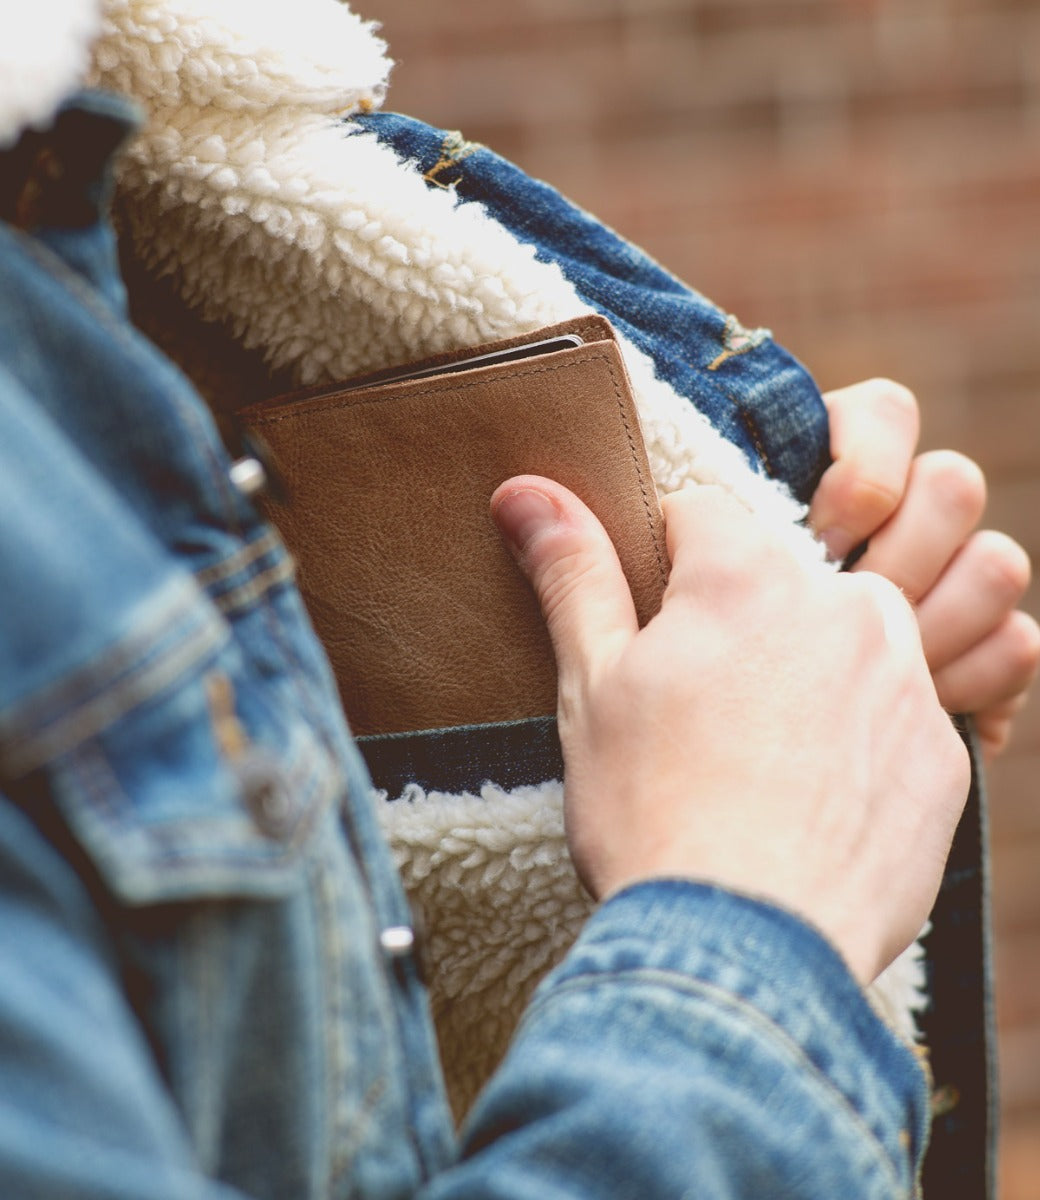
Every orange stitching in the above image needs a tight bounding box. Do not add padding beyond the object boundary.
[736,404,775,478]
[423,130,481,190]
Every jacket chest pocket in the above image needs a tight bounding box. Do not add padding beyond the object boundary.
[44,652,338,909]
[24,648,417,1191]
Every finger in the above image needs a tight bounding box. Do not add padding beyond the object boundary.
[490,476,638,691]
[809,379,919,561]
[851,451,987,603]
[837,568,926,662]
[932,610,1040,714]
[976,693,1031,762]
[660,485,790,600]
[915,530,1030,671]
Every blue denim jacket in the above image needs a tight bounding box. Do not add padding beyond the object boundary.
[0,92,947,1198]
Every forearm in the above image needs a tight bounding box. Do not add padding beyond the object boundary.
[426,881,930,1200]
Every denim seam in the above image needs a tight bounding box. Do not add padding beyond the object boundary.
[521,967,912,1193]
[64,737,335,876]
[422,130,482,190]
[194,526,283,588]
[206,557,297,617]
[244,554,346,763]
[184,902,223,1170]
[0,581,228,778]
[734,401,776,478]
[313,838,353,1187]
[6,223,248,538]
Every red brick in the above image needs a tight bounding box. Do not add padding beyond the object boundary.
[1000,1108,1040,1200]
[991,833,1040,935]
[353,8,1040,1184]
[995,928,1040,1027]
[999,1026,1040,1111]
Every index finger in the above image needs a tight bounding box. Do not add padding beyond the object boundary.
[808,379,920,562]
[661,485,787,599]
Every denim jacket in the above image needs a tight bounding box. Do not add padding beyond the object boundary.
[0,89,987,1199]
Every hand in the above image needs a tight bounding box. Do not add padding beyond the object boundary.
[492,477,969,984]
[808,379,1040,759]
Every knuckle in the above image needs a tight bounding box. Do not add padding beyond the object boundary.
[672,544,754,605]
[1004,611,1040,678]
[666,487,793,596]
[969,530,1031,601]
[535,548,600,626]
[914,450,987,522]
[837,469,903,526]
[843,567,908,611]
[980,717,1013,759]
[834,570,910,634]
[864,377,920,431]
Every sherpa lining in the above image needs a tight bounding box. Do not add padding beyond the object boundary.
[379,776,928,1121]
[0,0,101,148]
[86,0,928,1119]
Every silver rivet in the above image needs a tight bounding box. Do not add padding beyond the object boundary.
[258,783,291,823]
[379,926,415,958]
[229,456,267,498]
[238,754,295,838]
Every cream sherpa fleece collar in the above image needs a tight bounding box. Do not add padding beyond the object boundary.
[0,0,101,146]
[0,0,390,148]
[91,0,391,118]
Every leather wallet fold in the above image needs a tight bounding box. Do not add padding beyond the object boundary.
[239,316,668,737]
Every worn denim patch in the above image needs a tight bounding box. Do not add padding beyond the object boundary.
[350,112,831,504]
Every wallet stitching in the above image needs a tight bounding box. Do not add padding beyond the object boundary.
[250,352,669,591]
[596,358,669,592]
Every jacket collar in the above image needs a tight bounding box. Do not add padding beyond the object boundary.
[90,0,391,121]
[0,0,100,147]
[1,0,391,149]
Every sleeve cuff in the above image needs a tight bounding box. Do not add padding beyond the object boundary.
[538,878,931,1173]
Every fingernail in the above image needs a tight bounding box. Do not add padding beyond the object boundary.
[819,526,856,564]
[492,488,560,556]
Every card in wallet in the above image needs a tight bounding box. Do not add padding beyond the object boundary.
[238,315,669,738]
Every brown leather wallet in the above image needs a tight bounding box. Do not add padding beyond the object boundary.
[239,315,668,736]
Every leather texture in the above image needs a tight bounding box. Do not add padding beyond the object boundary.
[240,316,668,736]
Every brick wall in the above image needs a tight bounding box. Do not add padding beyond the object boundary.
[360,0,1040,1192]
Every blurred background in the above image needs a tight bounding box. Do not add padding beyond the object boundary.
[360,0,1040,1192]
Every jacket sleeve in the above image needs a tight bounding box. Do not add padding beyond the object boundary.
[0,788,249,1200]
[422,880,931,1200]
[0,772,929,1199]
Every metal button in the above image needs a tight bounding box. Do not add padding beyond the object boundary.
[229,455,267,499]
[238,753,296,839]
[226,426,288,505]
[379,925,416,958]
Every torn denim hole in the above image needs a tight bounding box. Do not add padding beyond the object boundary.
[707,314,771,372]
[422,130,482,190]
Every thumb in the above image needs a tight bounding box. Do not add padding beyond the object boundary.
[809,380,918,562]
[491,476,639,689]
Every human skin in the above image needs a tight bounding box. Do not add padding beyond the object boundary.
[491,476,970,985]
[488,377,1037,982]
[809,378,1039,759]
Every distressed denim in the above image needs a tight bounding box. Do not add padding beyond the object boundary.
[347,113,997,1197]
[0,92,977,1198]
[349,112,831,505]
